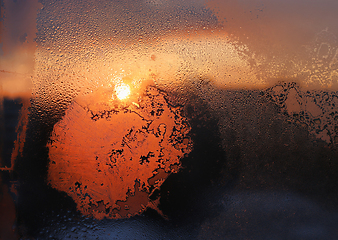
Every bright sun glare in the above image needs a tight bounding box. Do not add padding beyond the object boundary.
[115,83,131,100]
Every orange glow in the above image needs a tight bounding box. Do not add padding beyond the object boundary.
[47,86,192,219]
[115,83,131,100]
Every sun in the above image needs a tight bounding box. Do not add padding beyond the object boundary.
[115,83,131,100]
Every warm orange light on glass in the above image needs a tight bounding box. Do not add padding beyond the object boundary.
[115,83,131,100]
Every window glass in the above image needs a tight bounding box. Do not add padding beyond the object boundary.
[1,0,338,239]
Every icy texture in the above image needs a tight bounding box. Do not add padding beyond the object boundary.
[47,87,192,219]
[31,0,338,223]
[32,0,338,127]
[32,0,265,124]
[266,82,338,144]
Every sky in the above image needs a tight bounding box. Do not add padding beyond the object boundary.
[1,0,338,98]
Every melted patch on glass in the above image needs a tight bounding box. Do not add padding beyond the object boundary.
[47,86,192,219]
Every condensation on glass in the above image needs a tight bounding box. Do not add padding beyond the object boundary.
[1,0,338,239]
